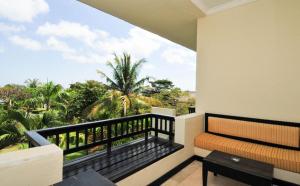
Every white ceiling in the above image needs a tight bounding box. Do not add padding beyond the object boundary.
[79,0,257,51]
[80,0,204,50]
[191,0,256,15]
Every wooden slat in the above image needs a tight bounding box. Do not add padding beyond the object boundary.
[101,126,104,140]
[121,122,124,136]
[155,117,158,138]
[76,131,79,148]
[64,139,162,176]
[103,143,177,181]
[114,123,118,137]
[93,127,96,143]
[55,134,59,146]
[66,132,70,150]
[84,129,88,145]
[63,138,183,182]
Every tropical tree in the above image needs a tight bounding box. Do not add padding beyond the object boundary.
[0,85,29,109]
[66,81,107,122]
[25,78,41,88]
[97,53,150,115]
[39,81,63,111]
[150,79,174,93]
[0,109,64,149]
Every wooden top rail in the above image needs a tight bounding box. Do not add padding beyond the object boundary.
[25,131,51,147]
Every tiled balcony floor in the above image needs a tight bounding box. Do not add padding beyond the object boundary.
[162,161,248,186]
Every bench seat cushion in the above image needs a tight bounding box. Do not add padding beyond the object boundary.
[195,133,300,173]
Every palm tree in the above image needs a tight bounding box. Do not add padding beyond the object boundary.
[40,81,63,111]
[97,53,150,115]
[0,110,63,149]
[25,78,41,88]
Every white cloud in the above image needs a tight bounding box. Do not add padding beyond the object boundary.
[98,27,164,59]
[63,52,108,64]
[36,20,195,66]
[0,22,25,33]
[36,21,169,64]
[47,37,75,53]
[46,37,107,64]
[0,0,49,22]
[162,47,196,65]
[9,35,42,50]
[37,21,170,57]
[37,21,100,46]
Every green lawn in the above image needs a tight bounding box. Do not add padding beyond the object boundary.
[0,143,28,154]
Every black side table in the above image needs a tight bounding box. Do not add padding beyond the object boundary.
[203,151,273,186]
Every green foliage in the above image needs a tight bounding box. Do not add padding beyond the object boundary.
[0,53,195,152]
[67,80,107,122]
[150,79,174,93]
[143,81,195,116]
[97,53,149,96]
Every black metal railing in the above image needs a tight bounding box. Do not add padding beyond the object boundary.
[188,106,195,113]
[25,113,175,155]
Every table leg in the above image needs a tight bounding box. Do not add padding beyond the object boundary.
[202,164,208,186]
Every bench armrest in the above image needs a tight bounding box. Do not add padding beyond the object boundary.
[175,113,204,151]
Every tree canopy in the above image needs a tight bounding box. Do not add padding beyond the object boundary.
[0,53,194,151]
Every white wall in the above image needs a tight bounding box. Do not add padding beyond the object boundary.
[196,0,300,122]
[0,144,63,186]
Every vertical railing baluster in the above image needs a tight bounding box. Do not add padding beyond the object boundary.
[76,131,79,147]
[169,119,174,145]
[101,126,104,140]
[160,117,162,131]
[155,116,158,139]
[145,116,148,142]
[132,120,135,132]
[121,122,124,136]
[84,128,88,145]
[136,119,139,132]
[55,134,59,146]
[107,124,112,155]
[126,121,129,134]
[93,127,96,143]
[115,123,118,137]
[28,141,32,148]
[66,132,70,150]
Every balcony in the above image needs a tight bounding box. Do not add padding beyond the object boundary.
[25,113,183,184]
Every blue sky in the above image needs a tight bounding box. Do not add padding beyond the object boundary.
[0,0,196,90]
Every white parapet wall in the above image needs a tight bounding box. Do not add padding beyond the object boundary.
[0,144,63,186]
[116,112,204,186]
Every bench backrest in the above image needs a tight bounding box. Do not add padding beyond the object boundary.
[205,113,300,150]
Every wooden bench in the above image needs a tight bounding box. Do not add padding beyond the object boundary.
[194,113,300,185]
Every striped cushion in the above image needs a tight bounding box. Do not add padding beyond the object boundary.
[195,133,300,173]
[208,117,300,148]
